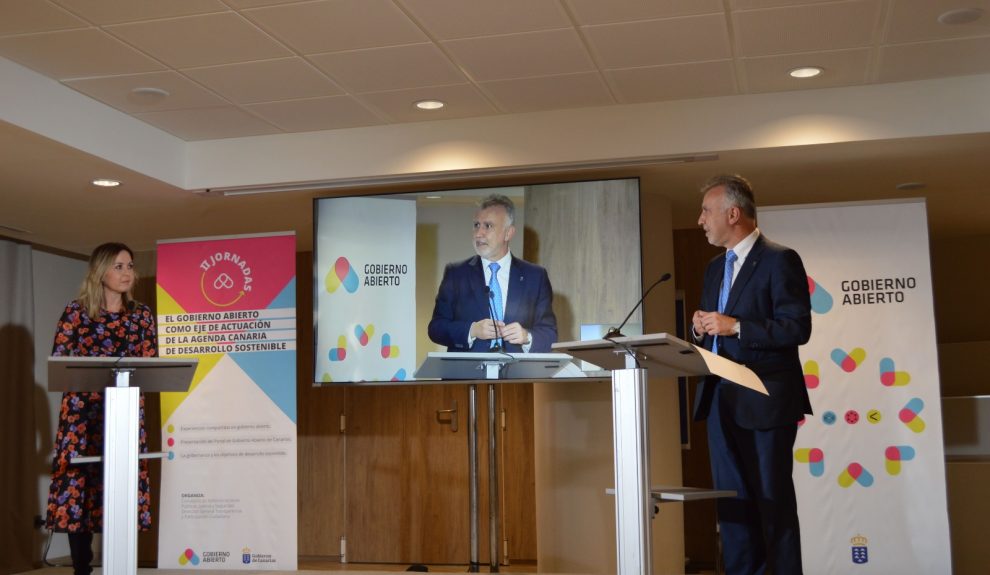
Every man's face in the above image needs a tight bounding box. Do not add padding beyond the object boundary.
[473,205,514,260]
[698,185,734,248]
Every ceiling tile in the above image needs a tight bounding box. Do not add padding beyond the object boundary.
[479,72,614,113]
[0,0,88,35]
[878,36,990,82]
[183,58,342,104]
[606,60,737,103]
[63,71,229,112]
[357,84,497,122]
[733,0,882,57]
[51,0,229,25]
[105,12,291,68]
[246,96,385,131]
[398,0,570,39]
[731,0,844,8]
[0,29,164,79]
[133,106,282,140]
[564,0,724,25]
[220,0,304,7]
[886,0,990,44]
[309,43,466,93]
[243,0,427,54]
[443,28,594,82]
[583,14,730,69]
[741,48,871,93]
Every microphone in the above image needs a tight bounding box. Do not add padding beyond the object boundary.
[604,272,672,339]
[485,287,504,352]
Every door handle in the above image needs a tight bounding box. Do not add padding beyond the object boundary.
[436,400,458,432]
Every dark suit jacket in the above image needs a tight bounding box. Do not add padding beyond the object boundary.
[693,234,813,429]
[428,255,557,353]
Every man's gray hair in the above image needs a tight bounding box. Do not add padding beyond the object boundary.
[701,174,757,220]
[479,194,516,225]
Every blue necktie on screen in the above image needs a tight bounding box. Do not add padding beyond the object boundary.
[712,249,737,355]
[489,262,503,349]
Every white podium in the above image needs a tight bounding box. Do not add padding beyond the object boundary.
[553,333,756,575]
[415,352,571,571]
[48,356,197,575]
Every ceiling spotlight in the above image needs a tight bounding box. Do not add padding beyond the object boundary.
[937,8,983,25]
[128,86,170,105]
[789,66,823,79]
[92,179,121,187]
[415,99,445,110]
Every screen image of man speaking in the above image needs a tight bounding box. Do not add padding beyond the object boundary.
[428,194,557,353]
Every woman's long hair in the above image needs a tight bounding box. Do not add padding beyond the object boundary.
[78,242,137,317]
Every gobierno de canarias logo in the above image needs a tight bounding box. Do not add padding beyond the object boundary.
[199,250,253,307]
[326,256,359,294]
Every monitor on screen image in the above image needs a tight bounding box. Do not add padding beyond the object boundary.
[312,178,642,384]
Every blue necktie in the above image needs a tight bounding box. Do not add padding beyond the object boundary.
[712,249,737,355]
[488,262,503,349]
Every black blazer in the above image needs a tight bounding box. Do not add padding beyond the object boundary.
[693,234,813,429]
[428,255,557,353]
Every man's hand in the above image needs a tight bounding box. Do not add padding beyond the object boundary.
[470,318,500,340]
[694,311,737,337]
[500,322,529,345]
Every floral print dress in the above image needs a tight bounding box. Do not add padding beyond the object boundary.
[45,300,157,533]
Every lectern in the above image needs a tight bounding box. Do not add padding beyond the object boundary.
[48,356,197,575]
[415,352,571,571]
[552,334,762,575]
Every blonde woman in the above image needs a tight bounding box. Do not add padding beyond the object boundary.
[45,243,156,575]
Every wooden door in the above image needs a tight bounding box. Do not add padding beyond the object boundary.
[345,383,475,563]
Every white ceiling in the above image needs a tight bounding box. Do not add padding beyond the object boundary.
[2,0,989,140]
[1,0,990,255]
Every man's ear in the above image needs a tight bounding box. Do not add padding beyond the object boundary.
[504,224,516,242]
[727,206,741,225]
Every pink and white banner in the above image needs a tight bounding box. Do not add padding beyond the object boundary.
[761,200,950,574]
[156,232,297,570]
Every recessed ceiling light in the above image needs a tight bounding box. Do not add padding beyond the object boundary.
[425,195,442,199]
[415,99,445,110]
[937,8,983,25]
[895,182,926,191]
[92,179,121,187]
[128,86,170,105]
[789,66,823,79]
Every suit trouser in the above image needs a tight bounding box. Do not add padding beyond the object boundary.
[707,384,803,575]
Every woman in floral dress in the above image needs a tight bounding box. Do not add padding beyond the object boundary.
[45,243,156,575]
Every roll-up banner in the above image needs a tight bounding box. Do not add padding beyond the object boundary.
[155,232,297,569]
[315,196,416,383]
[761,200,950,574]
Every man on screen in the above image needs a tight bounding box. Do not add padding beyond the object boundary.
[428,194,557,353]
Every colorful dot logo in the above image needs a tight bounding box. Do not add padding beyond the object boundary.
[845,410,859,424]
[321,372,333,383]
[879,357,911,387]
[329,335,347,362]
[325,256,359,294]
[354,324,375,347]
[808,276,833,314]
[822,411,837,425]
[866,409,882,424]
[178,548,201,566]
[166,424,175,460]
[838,462,874,488]
[391,368,407,381]
[831,347,866,373]
[885,445,916,475]
[794,447,825,477]
[899,398,926,433]
[381,333,399,358]
[803,360,820,389]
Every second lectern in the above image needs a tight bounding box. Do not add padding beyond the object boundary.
[49,356,197,575]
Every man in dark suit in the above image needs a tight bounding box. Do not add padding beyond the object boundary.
[692,174,812,575]
[428,194,557,353]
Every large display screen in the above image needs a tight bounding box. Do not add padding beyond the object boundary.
[313,178,641,384]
